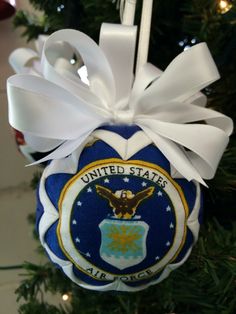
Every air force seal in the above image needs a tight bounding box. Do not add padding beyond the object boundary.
[37,125,202,292]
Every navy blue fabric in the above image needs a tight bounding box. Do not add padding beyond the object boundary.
[45,173,72,210]
[72,265,111,286]
[98,124,141,139]
[45,222,68,260]
[36,188,44,232]
[36,124,203,290]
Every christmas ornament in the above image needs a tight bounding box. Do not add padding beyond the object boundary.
[0,0,16,20]
[36,124,203,292]
[13,129,46,163]
[7,0,233,292]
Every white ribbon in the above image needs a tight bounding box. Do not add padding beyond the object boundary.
[9,35,48,75]
[120,0,137,25]
[9,34,82,77]
[7,24,233,185]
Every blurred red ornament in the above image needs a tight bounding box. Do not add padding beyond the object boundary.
[14,129,26,146]
[0,0,16,20]
[12,128,48,165]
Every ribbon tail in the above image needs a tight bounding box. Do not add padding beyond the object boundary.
[27,129,97,165]
[140,103,233,134]
[44,139,90,176]
[155,122,229,179]
[23,133,64,152]
[137,123,207,186]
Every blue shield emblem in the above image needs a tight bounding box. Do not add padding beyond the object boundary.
[99,218,149,269]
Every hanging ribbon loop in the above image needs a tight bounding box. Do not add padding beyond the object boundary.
[99,23,137,107]
[7,25,233,184]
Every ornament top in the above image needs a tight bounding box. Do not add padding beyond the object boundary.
[7,26,233,185]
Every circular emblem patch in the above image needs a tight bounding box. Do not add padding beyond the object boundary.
[57,158,189,284]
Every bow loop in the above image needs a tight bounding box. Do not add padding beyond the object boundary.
[135,43,220,113]
[7,74,110,145]
[42,29,116,109]
[8,34,82,78]
[9,48,39,74]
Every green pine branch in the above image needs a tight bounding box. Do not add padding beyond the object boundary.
[15,219,236,314]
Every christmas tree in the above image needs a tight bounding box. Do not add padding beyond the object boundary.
[8,0,236,313]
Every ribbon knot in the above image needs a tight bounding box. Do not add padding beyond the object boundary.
[113,109,134,124]
[7,25,233,186]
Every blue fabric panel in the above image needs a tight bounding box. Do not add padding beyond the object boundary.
[45,221,68,260]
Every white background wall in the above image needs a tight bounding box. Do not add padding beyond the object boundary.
[0,1,61,312]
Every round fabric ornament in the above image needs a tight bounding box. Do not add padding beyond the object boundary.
[37,125,202,292]
[6,0,232,295]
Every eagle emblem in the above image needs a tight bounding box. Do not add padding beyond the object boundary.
[96,185,155,219]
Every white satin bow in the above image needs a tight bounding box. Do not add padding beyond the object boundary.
[7,24,233,185]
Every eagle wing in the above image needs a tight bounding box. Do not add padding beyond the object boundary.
[128,187,155,210]
[95,185,120,210]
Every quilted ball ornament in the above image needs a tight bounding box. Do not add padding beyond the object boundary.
[37,125,202,292]
[8,26,232,293]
